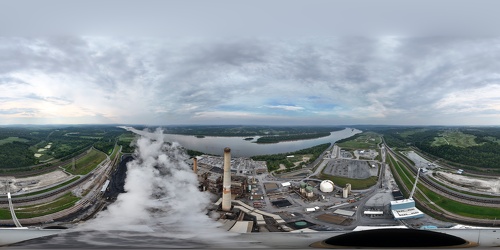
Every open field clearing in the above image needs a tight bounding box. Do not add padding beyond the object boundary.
[431,131,479,147]
[336,132,381,149]
[0,137,29,145]
[0,170,72,194]
[319,173,378,190]
[435,171,500,194]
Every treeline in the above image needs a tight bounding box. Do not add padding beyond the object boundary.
[335,133,363,144]
[251,143,331,172]
[0,142,37,168]
[377,127,500,170]
[0,125,129,169]
[255,132,331,143]
[162,125,343,137]
[93,130,124,155]
[419,142,500,169]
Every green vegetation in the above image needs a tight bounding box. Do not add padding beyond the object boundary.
[163,125,343,137]
[319,173,378,189]
[117,132,136,153]
[63,148,107,175]
[0,142,37,169]
[336,132,381,149]
[94,140,115,155]
[256,132,331,143]
[0,126,132,171]
[16,192,79,219]
[431,131,479,147]
[252,143,331,172]
[370,126,500,171]
[0,209,12,220]
[418,185,500,219]
[399,129,429,138]
[109,144,120,160]
[0,136,29,145]
[0,192,80,219]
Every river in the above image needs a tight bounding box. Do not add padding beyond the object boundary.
[161,127,362,157]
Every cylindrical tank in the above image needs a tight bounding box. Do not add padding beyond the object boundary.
[346,183,352,194]
[342,187,348,198]
[320,180,334,193]
[300,182,306,194]
[306,186,314,198]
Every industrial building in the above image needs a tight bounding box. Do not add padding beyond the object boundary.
[390,198,424,219]
[390,167,424,220]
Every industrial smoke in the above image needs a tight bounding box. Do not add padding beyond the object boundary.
[79,128,226,238]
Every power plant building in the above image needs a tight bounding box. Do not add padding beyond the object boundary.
[390,198,424,220]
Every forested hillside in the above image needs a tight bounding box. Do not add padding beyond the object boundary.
[370,126,500,170]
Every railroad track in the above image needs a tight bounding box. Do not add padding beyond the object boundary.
[0,146,122,205]
[0,172,94,204]
[384,141,500,205]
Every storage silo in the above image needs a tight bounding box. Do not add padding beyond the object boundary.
[300,182,307,194]
[346,183,351,194]
[306,186,314,198]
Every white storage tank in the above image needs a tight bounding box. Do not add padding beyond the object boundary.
[320,180,334,193]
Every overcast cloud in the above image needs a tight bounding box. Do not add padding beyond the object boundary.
[1,1,500,126]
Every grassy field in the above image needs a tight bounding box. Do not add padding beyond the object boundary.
[63,148,107,175]
[0,192,80,220]
[336,132,381,149]
[431,131,479,147]
[319,173,378,190]
[0,209,11,220]
[417,184,500,219]
[109,144,120,158]
[16,192,79,219]
[0,136,29,145]
[484,136,500,144]
[118,132,135,142]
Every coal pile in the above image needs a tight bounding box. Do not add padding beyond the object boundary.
[104,155,131,200]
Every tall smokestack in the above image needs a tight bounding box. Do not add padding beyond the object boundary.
[193,157,198,174]
[222,147,232,211]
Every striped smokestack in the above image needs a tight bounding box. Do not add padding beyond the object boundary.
[222,147,232,211]
[193,157,198,174]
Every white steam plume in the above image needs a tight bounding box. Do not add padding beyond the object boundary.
[79,127,227,238]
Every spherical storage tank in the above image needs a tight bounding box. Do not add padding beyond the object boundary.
[320,180,334,193]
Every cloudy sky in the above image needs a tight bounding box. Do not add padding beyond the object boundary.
[1,0,500,126]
